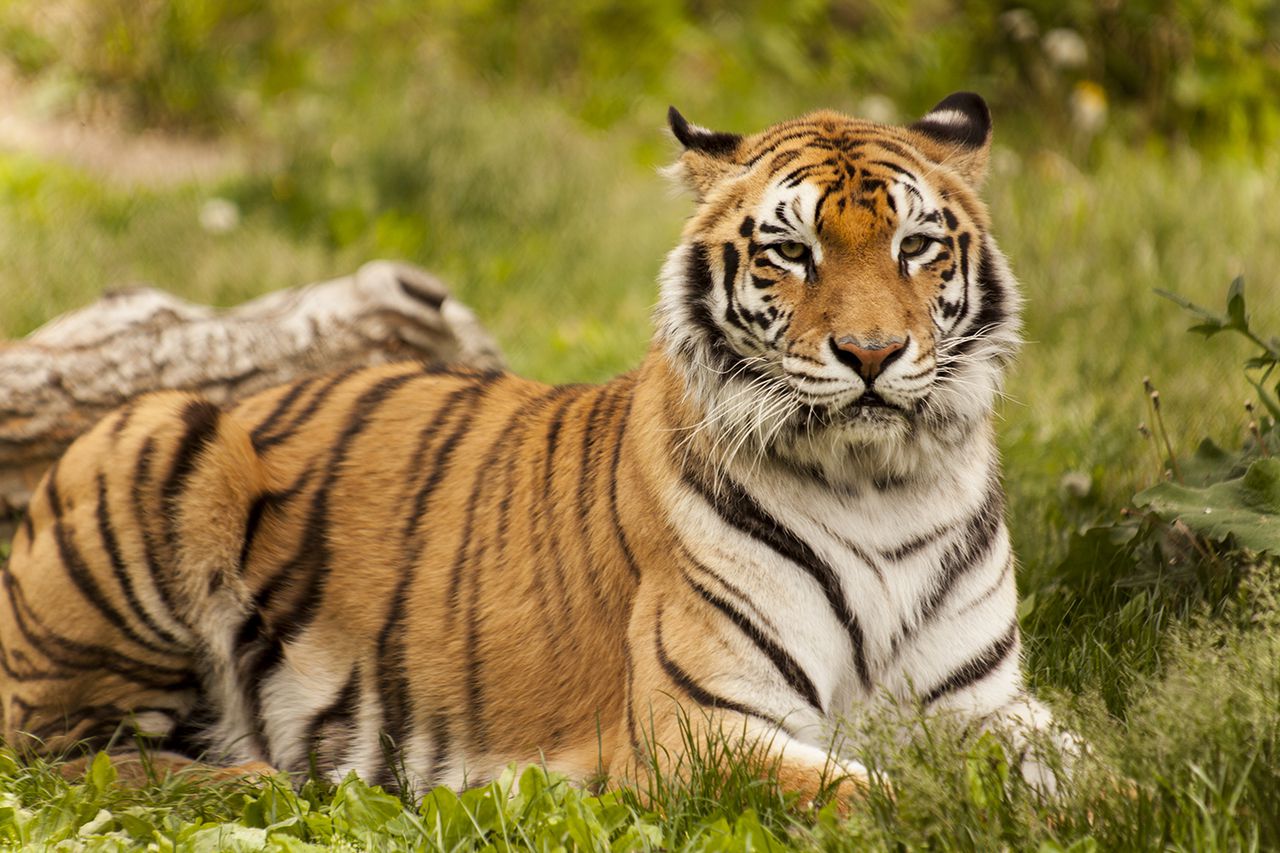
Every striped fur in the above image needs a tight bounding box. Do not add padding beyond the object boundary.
[1,94,1070,800]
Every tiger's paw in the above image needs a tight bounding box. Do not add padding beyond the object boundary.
[781,758,882,816]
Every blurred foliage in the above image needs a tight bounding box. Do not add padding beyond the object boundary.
[2,0,1278,150]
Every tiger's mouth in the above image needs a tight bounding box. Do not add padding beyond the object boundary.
[852,390,895,409]
[793,390,910,429]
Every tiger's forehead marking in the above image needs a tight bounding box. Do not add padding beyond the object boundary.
[733,114,980,238]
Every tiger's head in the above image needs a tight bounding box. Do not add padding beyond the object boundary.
[656,93,1021,481]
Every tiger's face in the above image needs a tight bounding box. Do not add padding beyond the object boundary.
[657,94,1021,479]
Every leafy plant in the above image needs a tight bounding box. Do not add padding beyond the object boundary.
[1022,278,1280,716]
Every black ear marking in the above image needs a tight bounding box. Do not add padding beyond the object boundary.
[910,92,992,148]
[668,106,743,159]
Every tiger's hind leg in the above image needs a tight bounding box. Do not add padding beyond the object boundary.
[0,392,267,764]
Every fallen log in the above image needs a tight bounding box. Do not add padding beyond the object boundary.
[0,261,504,532]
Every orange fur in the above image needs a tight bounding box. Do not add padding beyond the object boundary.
[2,101,1009,805]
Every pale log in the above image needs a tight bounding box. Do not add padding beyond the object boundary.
[0,261,504,529]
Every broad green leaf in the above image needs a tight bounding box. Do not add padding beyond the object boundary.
[1226,275,1247,328]
[1135,458,1280,553]
[77,807,115,836]
[330,774,402,834]
[117,809,158,841]
[964,732,1009,811]
[87,751,117,793]
[1179,438,1246,487]
[268,836,328,853]
[187,823,268,853]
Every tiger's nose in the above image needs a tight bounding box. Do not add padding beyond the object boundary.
[831,336,906,382]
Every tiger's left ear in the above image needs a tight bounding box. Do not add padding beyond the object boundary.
[667,106,744,199]
[907,92,993,187]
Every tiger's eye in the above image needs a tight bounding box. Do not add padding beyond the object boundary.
[898,235,931,257]
[777,241,809,261]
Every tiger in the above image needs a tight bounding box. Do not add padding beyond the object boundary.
[0,92,1073,803]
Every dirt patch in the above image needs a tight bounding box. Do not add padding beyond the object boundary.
[0,71,243,188]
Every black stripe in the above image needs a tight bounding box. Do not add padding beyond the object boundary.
[950,238,1010,361]
[42,459,64,516]
[24,702,181,745]
[161,399,223,562]
[457,387,576,751]
[606,379,642,582]
[863,137,921,162]
[683,572,823,712]
[956,554,1013,617]
[399,276,445,310]
[953,232,972,326]
[683,243,760,379]
[131,436,185,626]
[923,621,1018,705]
[109,400,139,441]
[238,495,270,574]
[654,604,787,732]
[237,469,314,575]
[624,644,641,757]
[571,387,613,607]
[681,461,872,691]
[427,712,451,787]
[305,665,360,767]
[243,370,428,751]
[867,159,915,178]
[879,523,949,562]
[0,626,79,682]
[0,569,194,689]
[252,367,359,452]
[377,382,498,765]
[48,475,175,656]
[249,377,319,445]
[534,389,586,638]
[720,242,750,333]
[682,546,778,636]
[917,479,1005,625]
[262,370,422,641]
[743,129,821,167]
[92,473,183,647]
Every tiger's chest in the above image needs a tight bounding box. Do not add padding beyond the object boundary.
[665,442,1002,713]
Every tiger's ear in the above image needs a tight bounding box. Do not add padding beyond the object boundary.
[907,92,992,187]
[666,106,744,199]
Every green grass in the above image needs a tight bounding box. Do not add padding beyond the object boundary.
[4,51,1280,851]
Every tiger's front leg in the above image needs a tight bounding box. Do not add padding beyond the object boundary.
[889,549,1079,797]
[617,581,871,808]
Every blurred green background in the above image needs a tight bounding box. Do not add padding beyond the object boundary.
[2,0,1279,711]
[3,2,1280,844]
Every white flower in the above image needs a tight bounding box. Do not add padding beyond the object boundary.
[857,94,898,125]
[1070,81,1108,134]
[199,197,241,234]
[1043,28,1088,70]
[1000,9,1038,42]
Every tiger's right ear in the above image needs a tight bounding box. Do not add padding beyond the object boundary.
[907,92,993,186]
[666,106,744,199]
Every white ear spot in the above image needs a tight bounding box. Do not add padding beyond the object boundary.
[920,108,970,128]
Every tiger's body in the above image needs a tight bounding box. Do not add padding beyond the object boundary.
[1,94,1068,800]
